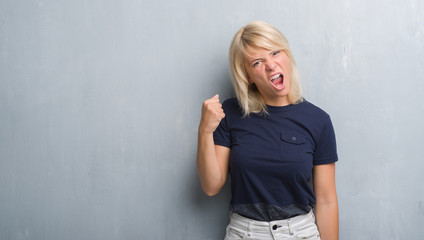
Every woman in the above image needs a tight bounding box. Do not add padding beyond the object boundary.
[197,21,338,240]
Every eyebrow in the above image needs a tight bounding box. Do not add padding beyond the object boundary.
[250,57,263,63]
[249,50,276,63]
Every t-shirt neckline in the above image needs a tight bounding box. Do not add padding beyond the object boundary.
[265,99,305,113]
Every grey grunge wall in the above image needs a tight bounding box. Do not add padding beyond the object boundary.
[1,0,424,239]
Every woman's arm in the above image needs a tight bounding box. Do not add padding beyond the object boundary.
[313,163,339,240]
[196,95,230,196]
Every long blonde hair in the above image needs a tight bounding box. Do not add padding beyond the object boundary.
[229,20,303,117]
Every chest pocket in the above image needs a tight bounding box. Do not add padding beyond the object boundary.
[280,131,307,162]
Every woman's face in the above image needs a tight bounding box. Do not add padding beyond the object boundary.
[244,48,292,106]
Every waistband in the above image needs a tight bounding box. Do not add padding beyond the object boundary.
[229,210,315,234]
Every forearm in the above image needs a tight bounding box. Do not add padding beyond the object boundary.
[196,130,224,196]
[315,200,339,240]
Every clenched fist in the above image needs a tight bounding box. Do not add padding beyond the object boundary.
[199,94,226,134]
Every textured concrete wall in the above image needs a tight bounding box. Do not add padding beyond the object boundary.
[1,0,423,239]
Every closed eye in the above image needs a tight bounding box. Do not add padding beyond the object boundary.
[272,50,281,56]
[252,61,261,67]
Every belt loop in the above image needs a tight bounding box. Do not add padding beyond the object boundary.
[247,218,253,238]
[287,220,294,235]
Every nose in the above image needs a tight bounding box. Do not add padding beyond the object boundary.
[265,61,276,71]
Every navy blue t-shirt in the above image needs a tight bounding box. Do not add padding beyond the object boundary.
[213,98,338,221]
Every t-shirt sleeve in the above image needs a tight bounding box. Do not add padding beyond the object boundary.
[213,107,231,148]
[313,115,338,165]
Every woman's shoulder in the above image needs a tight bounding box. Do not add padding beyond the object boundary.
[297,100,336,135]
[299,99,332,120]
[221,97,244,119]
[222,97,241,110]
[222,97,238,105]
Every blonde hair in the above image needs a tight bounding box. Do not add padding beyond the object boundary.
[229,20,303,117]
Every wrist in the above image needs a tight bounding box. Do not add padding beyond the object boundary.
[198,124,215,136]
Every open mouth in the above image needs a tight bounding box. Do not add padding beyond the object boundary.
[270,73,284,89]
